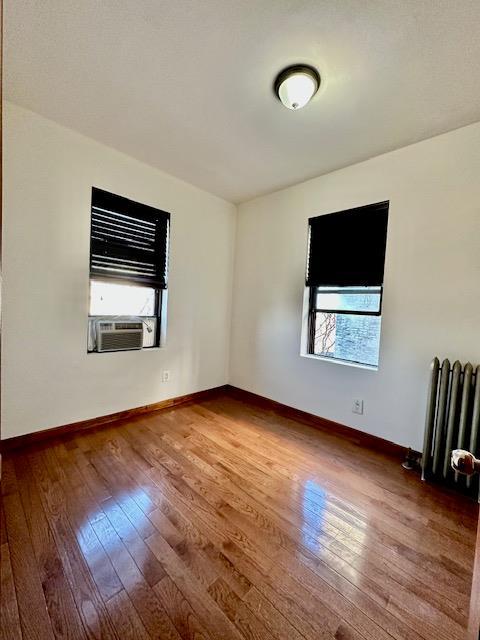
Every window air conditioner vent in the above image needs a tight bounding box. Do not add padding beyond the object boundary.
[95,320,143,352]
[115,322,143,330]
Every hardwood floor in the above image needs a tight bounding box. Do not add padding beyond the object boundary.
[1,391,478,640]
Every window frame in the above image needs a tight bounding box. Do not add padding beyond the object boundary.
[307,285,383,363]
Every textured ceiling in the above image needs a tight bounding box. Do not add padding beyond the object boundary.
[5,1,480,203]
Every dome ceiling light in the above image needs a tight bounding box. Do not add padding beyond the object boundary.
[274,64,321,110]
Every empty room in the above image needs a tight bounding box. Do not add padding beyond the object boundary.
[1,1,480,639]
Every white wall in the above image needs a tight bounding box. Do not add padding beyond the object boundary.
[2,102,236,439]
[230,123,480,450]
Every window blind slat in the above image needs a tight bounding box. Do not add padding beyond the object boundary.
[89,188,170,288]
[306,201,389,288]
[92,220,156,240]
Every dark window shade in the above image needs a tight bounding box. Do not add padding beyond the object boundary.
[306,201,389,287]
[90,187,170,288]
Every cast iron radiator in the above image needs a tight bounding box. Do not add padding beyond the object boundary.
[422,357,480,496]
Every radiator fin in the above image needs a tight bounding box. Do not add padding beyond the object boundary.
[467,365,480,489]
[443,360,462,478]
[432,358,450,476]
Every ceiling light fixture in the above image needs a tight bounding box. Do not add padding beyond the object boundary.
[274,64,321,110]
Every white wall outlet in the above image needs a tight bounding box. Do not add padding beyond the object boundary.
[162,370,170,383]
[352,398,364,415]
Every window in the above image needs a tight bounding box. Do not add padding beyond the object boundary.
[305,202,389,367]
[88,188,170,351]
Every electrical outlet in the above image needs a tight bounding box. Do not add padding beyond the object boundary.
[352,398,364,415]
[162,370,170,383]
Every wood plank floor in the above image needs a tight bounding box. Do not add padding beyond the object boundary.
[1,391,478,640]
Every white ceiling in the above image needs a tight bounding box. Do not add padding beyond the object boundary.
[5,1,480,203]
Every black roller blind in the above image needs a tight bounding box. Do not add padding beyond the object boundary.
[90,187,170,288]
[306,201,389,287]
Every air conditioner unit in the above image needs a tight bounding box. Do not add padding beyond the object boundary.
[95,320,143,352]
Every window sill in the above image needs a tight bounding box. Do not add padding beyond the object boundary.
[300,352,378,371]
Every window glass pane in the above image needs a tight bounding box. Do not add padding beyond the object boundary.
[315,287,381,313]
[89,280,155,316]
[313,311,381,367]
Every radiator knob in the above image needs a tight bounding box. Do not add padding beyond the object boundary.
[451,449,480,476]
